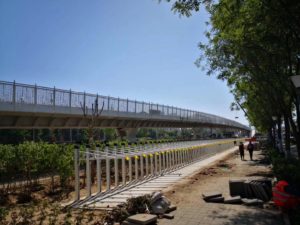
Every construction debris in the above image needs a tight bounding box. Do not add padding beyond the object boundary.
[127,214,157,225]
[202,178,273,207]
[163,213,174,219]
[224,196,242,204]
[229,178,272,201]
[241,198,264,206]
[165,205,177,213]
[150,192,171,215]
[202,192,222,201]
[229,179,246,197]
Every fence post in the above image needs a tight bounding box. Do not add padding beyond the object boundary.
[115,156,119,187]
[86,147,91,197]
[162,152,165,171]
[106,157,111,191]
[140,154,144,178]
[129,157,132,182]
[74,146,80,201]
[150,155,154,175]
[122,157,126,185]
[96,146,102,193]
[135,156,138,180]
[145,155,149,176]
[154,153,158,175]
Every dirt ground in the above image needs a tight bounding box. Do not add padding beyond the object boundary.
[159,149,284,225]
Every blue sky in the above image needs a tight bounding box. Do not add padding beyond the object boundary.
[0,0,248,126]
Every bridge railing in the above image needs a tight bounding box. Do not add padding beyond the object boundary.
[0,81,249,130]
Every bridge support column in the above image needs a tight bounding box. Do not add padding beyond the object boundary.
[117,128,138,142]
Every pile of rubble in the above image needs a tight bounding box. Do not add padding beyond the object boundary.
[202,178,273,206]
[120,192,176,225]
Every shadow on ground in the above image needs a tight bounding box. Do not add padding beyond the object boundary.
[210,208,284,225]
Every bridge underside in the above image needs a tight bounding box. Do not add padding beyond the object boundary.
[0,112,243,131]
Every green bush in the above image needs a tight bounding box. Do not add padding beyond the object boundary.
[0,142,74,193]
[269,149,300,187]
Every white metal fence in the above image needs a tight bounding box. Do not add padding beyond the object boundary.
[74,139,239,203]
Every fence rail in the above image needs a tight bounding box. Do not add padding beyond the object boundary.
[0,80,249,130]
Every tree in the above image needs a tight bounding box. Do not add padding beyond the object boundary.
[164,0,300,157]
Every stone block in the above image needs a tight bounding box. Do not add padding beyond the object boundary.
[206,196,224,203]
[122,220,139,225]
[163,213,174,219]
[126,214,157,225]
[202,192,222,200]
[229,179,246,197]
[242,198,263,206]
[224,196,242,204]
[165,205,177,213]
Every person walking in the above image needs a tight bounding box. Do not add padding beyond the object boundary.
[238,142,244,160]
[247,141,254,160]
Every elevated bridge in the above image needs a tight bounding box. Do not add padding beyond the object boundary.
[0,81,250,136]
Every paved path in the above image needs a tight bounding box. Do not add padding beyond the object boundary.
[81,146,238,209]
[158,150,284,225]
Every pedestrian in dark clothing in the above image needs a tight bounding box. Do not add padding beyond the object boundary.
[247,141,254,160]
[239,142,244,160]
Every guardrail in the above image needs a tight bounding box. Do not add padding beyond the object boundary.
[0,81,249,130]
[74,139,241,204]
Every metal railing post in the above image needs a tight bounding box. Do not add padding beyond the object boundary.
[34,84,37,105]
[114,157,119,187]
[135,156,138,180]
[129,157,132,182]
[145,155,149,176]
[159,152,162,174]
[12,80,16,105]
[96,146,102,193]
[122,157,126,185]
[140,154,144,178]
[117,97,120,112]
[69,89,72,108]
[74,146,80,201]
[106,157,111,191]
[86,147,91,197]
[53,86,56,108]
[150,155,154,175]
[162,152,165,171]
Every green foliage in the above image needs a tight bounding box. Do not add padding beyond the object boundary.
[0,142,74,194]
[269,149,300,187]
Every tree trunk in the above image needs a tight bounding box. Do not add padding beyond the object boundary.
[277,118,283,153]
[289,115,300,158]
[284,113,291,157]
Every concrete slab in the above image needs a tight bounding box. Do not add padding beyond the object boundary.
[202,192,222,200]
[126,214,157,225]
